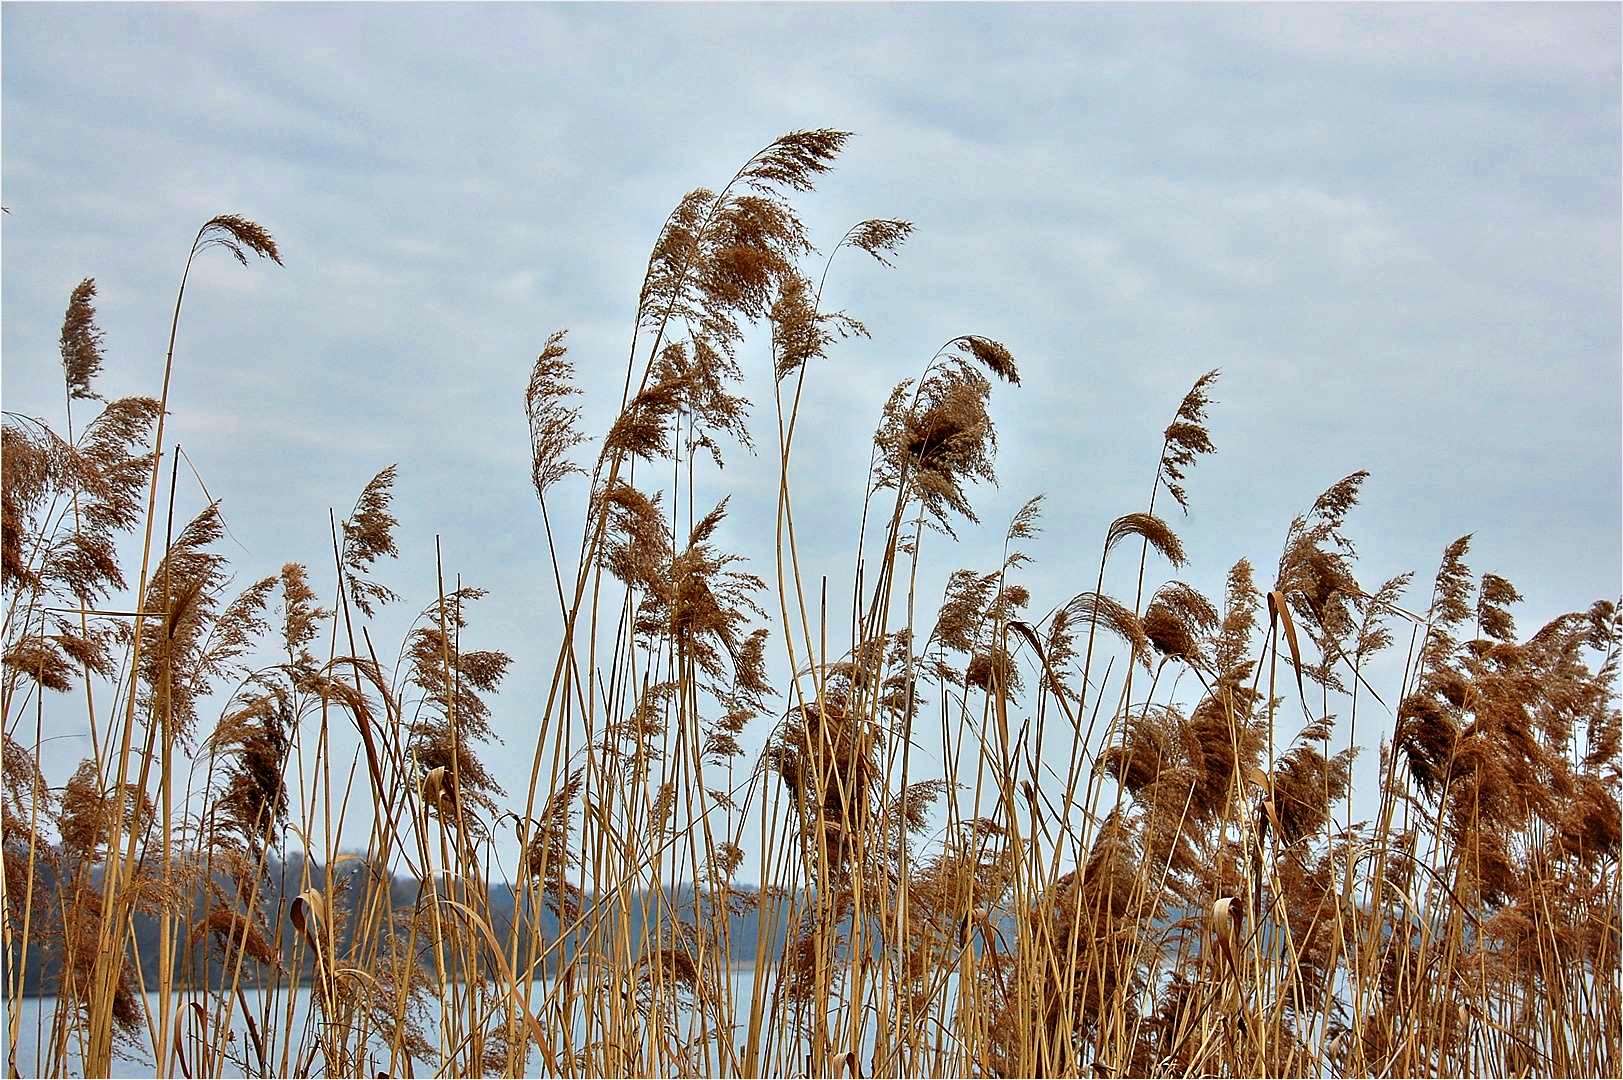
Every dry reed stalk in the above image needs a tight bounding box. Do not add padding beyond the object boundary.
[3,131,1617,1080]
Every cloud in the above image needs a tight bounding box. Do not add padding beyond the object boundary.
[1226,2,1620,79]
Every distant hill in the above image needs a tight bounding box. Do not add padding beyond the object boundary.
[13,850,796,997]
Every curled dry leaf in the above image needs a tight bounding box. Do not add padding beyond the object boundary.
[1211,894,1246,986]
[289,888,325,952]
[1267,588,1309,709]
[422,765,455,816]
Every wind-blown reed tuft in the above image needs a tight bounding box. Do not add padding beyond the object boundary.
[2,134,1616,1080]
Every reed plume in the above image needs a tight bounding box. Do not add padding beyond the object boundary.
[2,132,1615,1080]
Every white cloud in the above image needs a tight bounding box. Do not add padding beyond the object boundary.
[1229,2,1620,79]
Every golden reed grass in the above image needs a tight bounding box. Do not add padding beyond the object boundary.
[3,131,1618,1078]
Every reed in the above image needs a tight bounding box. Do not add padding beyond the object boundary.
[2,130,1617,1079]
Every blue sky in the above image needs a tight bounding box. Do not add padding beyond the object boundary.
[3,2,1619,854]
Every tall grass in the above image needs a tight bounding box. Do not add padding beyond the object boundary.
[3,129,1618,1078]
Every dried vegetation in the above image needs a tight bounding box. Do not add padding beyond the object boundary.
[2,133,1617,1078]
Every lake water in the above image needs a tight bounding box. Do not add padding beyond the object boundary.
[3,965,897,1078]
[9,983,350,1078]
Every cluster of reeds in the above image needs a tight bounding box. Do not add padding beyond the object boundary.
[2,130,1617,1078]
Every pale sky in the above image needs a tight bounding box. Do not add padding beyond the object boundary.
[3,2,1619,861]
